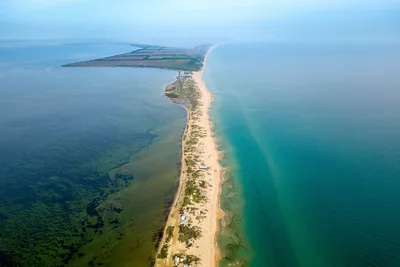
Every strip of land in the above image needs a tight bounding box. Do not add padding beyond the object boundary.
[63,44,211,71]
[155,49,222,267]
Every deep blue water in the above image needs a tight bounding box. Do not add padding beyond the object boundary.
[206,42,400,267]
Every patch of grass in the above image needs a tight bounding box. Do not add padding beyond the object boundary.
[185,179,196,196]
[166,226,174,243]
[184,254,201,265]
[185,158,196,167]
[157,244,169,259]
[199,180,207,189]
[183,196,190,206]
[178,224,202,246]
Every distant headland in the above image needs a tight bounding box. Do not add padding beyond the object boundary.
[63,43,212,71]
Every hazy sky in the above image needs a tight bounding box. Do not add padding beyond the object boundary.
[1,0,399,43]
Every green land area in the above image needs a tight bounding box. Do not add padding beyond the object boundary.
[64,43,211,71]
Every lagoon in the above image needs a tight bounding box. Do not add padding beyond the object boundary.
[0,42,185,266]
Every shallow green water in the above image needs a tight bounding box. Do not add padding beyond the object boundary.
[205,42,400,267]
[0,43,185,266]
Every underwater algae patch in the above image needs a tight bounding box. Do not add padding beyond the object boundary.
[0,130,163,266]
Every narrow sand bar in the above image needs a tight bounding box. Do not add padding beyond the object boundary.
[155,53,222,267]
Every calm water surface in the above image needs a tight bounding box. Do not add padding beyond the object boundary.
[0,42,185,266]
[205,42,400,267]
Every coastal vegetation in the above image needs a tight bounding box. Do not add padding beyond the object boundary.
[165,76,208,214]
[166,226,175,243]
[178,224,202,247]
[158,74,207,263]
[156,67,219,267]
[157,244,169,259]
[157,225,175,259]
[172,253,201,266]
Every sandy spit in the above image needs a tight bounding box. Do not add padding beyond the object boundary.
[155,49,223,267]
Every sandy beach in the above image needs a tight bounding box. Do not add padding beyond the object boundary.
[155,51,222,267]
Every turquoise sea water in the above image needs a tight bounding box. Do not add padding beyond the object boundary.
[205,42,400,267]
[0,42,185,266]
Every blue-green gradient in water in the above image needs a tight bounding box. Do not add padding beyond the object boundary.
[205,42,400,267]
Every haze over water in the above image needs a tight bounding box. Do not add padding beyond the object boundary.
[206,42,400,267]
[2,0,400,266]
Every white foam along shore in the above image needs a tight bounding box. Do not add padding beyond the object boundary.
[155,48,223,267]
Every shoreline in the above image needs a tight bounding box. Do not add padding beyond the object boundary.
[155,48,223,267]
[192,69,225,267]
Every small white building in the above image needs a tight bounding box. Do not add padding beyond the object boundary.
[199,165,209,170]
[174,256,180,265]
